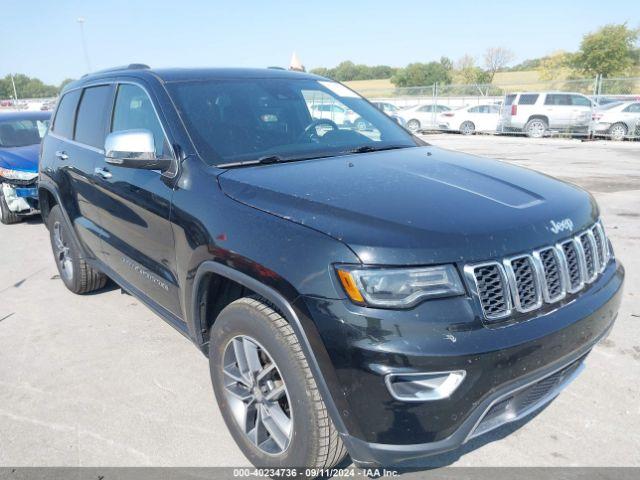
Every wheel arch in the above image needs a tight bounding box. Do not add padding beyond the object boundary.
[190,260,351,439]
[526,114,549,125]
[38,185,58,226]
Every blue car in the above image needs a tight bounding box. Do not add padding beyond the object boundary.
[0,111,51,224]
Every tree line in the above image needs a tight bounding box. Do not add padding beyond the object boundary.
[311,23,639,87]
[0,75,74,100]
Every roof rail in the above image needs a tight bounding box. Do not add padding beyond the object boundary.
[81,63,150,78]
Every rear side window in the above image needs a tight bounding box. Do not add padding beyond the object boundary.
[52,90,81,138]
[518,94,539,105]
[504,94,516,106]
[544,94,571,106]
[571,95,592,107]
[623,103,640,113]
[74,86,113,148]
[111,84,169,156]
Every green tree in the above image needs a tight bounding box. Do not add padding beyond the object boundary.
[59,78,76,90]
[453,55,490,84]
[538,51,575,80]
[0,74,59,99]
[391,60,452,87]
[573,23,639,77]
[310,61,396,81]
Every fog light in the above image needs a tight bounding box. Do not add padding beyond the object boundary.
[385,370,466,402]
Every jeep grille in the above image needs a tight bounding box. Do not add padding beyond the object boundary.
[465,221,611,322]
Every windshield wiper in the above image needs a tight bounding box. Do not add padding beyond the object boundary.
[348,145,410,154]
[217,155,284,168]
[218,153,342,169]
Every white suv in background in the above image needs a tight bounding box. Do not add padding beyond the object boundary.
[499,92,595,138]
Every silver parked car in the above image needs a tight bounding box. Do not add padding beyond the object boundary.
[499,92,595,138]
[592,100,640,141]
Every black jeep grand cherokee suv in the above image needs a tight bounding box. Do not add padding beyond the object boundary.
[39,65,624,469]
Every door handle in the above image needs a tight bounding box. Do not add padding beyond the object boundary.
[94,167,112,179]
[55,150,69,160]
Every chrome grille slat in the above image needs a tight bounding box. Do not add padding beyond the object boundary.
[533,247,566,303]
[466,263,511,320]
[559,239,584,293]
[503,255,542,313]
[466,221,611,322]
[579,231,598,283]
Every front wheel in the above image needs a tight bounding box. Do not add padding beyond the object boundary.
[608,123,627,141]
[209,297,348,469]
[459,121,475,135]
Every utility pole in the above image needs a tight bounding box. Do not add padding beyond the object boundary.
[10,74,18,101]
[77,17,92,72]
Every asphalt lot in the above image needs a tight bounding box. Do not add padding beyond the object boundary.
[0,134,639,468]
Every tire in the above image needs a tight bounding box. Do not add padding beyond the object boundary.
[608,123,627,141]
[524,118,547,138]
[0,189,22,225]
[406,119,421,132]
[47,205,107,294]
[209,297,348,469]
[459,121,475,135]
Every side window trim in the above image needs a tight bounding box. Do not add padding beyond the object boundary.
[51,89,81,137]
[72,84,116,149]
[110,81,176,161]
[51,83,113,152]
[109,80,178,178]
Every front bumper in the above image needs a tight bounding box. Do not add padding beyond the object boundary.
[1,182,39,214]
[298,259,624,466]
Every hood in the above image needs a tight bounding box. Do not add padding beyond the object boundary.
[0,144,40,172]
[219,146,597,265]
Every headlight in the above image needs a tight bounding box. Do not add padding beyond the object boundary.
[0,167,38,181]
[336,265,465,308]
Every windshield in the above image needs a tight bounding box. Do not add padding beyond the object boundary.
[0,118,50,148]
[167,78,417,165]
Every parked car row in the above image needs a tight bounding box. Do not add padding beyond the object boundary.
[366,92,640,140]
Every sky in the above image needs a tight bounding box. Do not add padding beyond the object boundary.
[2,0,639,85]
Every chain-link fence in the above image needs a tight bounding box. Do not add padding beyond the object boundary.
[355,76,640,140]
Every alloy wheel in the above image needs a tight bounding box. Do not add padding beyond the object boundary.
[407,119,420,132]
[460,121,475,135]
[222,335,292,455]
[609,124,627,141]
[53,221,73,282]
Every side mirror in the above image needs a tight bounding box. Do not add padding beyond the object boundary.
[104,129,172,171]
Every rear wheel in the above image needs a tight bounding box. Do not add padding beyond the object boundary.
[524,118,547,138]
[608,123,627,141]
[48,205,107,294]
[209,297,348,469]
[460,121,475,135]
[0,189,21,225]
[406,119,421,132]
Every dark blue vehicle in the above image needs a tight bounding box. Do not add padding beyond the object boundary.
[39,65,624,469]
[0,111,50,224]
